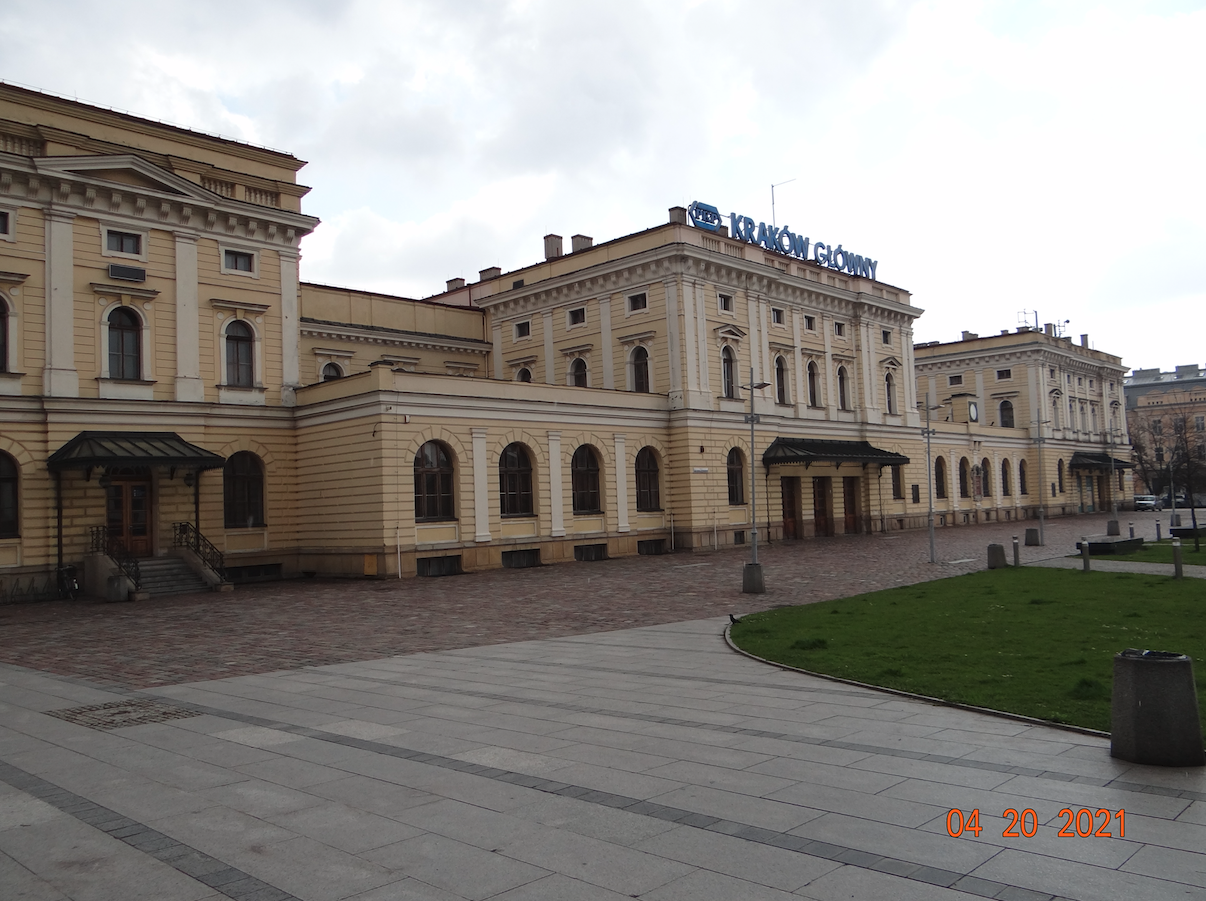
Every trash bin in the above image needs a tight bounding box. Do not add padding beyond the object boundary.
[1110,649,1205,767]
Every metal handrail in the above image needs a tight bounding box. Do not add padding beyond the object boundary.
[89,525,142,590]
[171,522,227,581]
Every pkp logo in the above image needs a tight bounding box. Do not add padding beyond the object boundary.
[687,201,722,232]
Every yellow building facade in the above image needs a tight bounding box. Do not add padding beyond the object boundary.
[0,85,1134,595]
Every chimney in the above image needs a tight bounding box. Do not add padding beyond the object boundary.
[668,206,687,225]
[961,330,979,341]
[543,234,563,260]
[478,266,501,281]
[1044,323,1054,336]
[446,277,465,291]
[571,234,593,253]
[1000,330,1009,335]
[1080,333,1089,347]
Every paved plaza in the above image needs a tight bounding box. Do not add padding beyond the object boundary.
[2,514,1205,900]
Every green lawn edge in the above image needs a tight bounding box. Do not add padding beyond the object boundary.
[1086,539,1206,566]
[729,569,1206,741]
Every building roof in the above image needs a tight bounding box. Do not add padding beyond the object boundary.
[1069,452,1134,471]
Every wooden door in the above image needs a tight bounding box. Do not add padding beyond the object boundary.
[106,481,152,556]
[781,477,800,539]
[843,476,860,534]
[812,477,833,537]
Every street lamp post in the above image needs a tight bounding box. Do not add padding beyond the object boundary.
[1032,418,1051,547]
[743,367,771,594]
[921,393,941,564]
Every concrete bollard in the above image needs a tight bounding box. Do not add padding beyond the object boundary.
[1107,520,1121,536]
[1081,538,1091,572]
[987,544,1007,569]
[1172,514,1183,528]
[1024,528,1040,547]
[1173,538,1183,579]
[1012,536,1020,568]
[1111,649,1205,767]
[1157,522,1162,542]
[1129,522,1135,539]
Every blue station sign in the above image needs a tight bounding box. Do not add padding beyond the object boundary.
[687,200,878,280]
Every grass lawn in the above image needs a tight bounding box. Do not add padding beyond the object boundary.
[1098,539,1206,566]
[729,568,1206,738]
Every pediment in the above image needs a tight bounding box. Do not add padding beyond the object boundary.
[33,154,210,201]
[714,325,746,341]
[880,355,903,369]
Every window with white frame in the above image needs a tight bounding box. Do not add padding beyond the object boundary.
[100,224,148,260]
[0,210,10,238]
[225,320,255,387]
[804,315,816,331]
[882,329,891,345]
[718,293,733,313]
[834,322,845,337]
[771,308,785,326]
[567,307,586,327]
[514,320,531,340]
[221,247,257,277]
[996,369,1012,380]
[627,292,647,313]
[949,374,963,386]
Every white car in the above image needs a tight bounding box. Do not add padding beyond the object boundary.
[1134,495,1163,511]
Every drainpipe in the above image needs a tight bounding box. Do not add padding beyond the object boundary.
[55,470,63,569]
[193,472,200,533]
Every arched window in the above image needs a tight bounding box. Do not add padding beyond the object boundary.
[775,356,788,404]
[935,457,947,499]
[1018,459,1028,495]
[0,452,17,538]
[999,399,1014,428]
[516,367,532,383]
[499,443,533,517]
[807,362,820,407]
[885,372,897,415]
[980,458,991,496]
[321,362,343,381]
[0,298,9,373]
[1057,458,1065,493]
[722,347,736,399]
[837,366,849,410]
[223,451,265,529]
[635,447,660,511]
[108,307,141,380]
[727,448,745,505]
[571,445,601,513]
[226,321,254,388]
[414,441,455,521]
[570,357,588,388]
[1052,398,1060,429]
[631,347,650,393]
[959,458,971,498]
[1001,459,1012,496]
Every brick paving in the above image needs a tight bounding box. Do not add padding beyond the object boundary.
[0,512,1171,689]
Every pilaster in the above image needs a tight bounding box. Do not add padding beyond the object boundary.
[42,209,78,397]
[542,311,555,384]
[600,296,614,390]
[280,249,300,406]
[548,430,565,536]
[174,233,204,402]
[614,433,629,533]
[471,427,491,543]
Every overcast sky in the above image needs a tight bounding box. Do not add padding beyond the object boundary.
[4,1,1203,372]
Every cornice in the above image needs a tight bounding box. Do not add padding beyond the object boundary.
[299,321,490,356]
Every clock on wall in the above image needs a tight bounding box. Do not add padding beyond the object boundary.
[968,401,979,422]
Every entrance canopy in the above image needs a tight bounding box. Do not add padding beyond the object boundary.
[1069,451,1134,471]
[48,431,226,472]
[762,437,909,468]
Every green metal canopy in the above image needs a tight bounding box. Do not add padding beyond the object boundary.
[1069,451,1134,470]
[762,437,910,468]
[48,431,226,472]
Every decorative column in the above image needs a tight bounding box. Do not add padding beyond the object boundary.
[600,296,614,389]
[543,311,555,384]
[548,431,565,536]
[664,278,683,400]
[614,434,629,533]
[471,428,491,543]
[174,233,204,401]
[42,210,78,397]
[280,249,300,406]
[492,325,503,379]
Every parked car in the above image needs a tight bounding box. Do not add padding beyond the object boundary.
[1134,495,1163,511]
[1161,493,1189,508]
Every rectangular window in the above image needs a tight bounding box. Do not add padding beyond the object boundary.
[224,249,255,273]
[628,292,647,312]
[882,329,891,345]
[1049,368,1056,379]
[911,484,920,504]
[567,307,586,326]
[1077,377,1083,387]
[1196,415,1204,432]
[997,369,1012,380]
[949,374,963,386]
[107,230,141,255]
[514,321,531,339]
[1153,421,1163,435]
[891,466,903,499]
[771,308,785,325]
[718,293,733,313]
[1156,446,1164,463]
[1089,379,1094,388]
[0,211,8,235]
[804,315,816,331]
[834,322,845,337]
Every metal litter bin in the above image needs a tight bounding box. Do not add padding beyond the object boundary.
[1111,649,1205,767]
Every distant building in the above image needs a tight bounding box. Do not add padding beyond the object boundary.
[914,326,1132,520]
[1124,365,1206,498]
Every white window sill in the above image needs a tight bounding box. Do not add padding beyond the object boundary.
[98,378,155,400]
[218,385,267,405]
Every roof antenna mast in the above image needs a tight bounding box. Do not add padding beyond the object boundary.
[771,179,796,229]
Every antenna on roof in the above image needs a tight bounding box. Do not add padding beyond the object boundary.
[1018,310,1039,330]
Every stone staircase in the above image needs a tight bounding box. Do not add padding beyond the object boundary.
[137,556,210,598]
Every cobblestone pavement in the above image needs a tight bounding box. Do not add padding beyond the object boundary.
[0,512,1171,690]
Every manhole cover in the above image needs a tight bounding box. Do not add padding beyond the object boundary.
[45,699,199,730]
